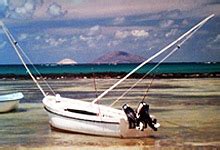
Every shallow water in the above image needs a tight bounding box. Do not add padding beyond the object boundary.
[0,78,220,149]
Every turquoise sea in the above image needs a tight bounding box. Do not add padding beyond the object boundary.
[0,62,220,76]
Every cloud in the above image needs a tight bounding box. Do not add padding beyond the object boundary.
[0,1,219,63]
[131,30,149,37]
[5,0,43,19]
[207,34,220,50]
[18,33,28,41]
[79,32,105,48]
[213,34,220,43]
[160,19,174,28]
[115,30,130,39]
[0,41,6,49]
[58,0,220,19]
[79,35,94,48]
[107,40,120,47]
[45,37,67,47]
[0,0,7,17]
[86,39,96,48]
[165,29,178,37]
[158,9,182,19]
[113,17,125,25]
[0,0,7,6]
[47,2,67,18]
[182,19,189,25]
[1,0,219,21]
[1,1,219,20]
[88,25,101,36]
[35,35,41,40]
[115,29,149,39]
[79,35,91,42]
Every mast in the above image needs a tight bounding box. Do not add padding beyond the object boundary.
[0,21,47,97]
[92,14,214,104]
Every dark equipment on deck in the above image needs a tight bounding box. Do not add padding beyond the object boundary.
[136,102,158,131]
[122,104,137,129]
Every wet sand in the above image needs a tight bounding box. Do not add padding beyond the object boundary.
[0,78,219,149]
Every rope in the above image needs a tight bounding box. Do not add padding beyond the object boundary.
[141,76,155,102]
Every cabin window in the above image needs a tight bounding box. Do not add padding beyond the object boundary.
[64,108,97,116]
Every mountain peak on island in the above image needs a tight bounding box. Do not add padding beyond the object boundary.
[93,51,145,64]
[57,58,77,65]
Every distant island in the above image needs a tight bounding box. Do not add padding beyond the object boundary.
[57,58,77,65]
[93,51,145,64]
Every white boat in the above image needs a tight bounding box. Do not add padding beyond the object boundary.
[43,95,155,137]
[0,14,214,137]
[0,92,24,113]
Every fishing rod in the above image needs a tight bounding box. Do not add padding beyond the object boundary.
[92,14,215,104]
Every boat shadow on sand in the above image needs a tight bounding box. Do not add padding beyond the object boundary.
[0,108,27,114]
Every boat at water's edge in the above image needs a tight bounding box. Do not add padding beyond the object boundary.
[0,92,24,113]
[43,95,153,138]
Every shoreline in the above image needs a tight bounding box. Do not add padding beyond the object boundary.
[0,72,219,80]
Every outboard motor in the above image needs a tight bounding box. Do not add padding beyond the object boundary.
[122,104,137,129]
[136,102,159,131]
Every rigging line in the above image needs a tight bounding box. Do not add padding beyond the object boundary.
[110,21,203,107]
[93,73,98,98]
[141,76,155,102]
[0,22,47,97]
[110,47,179,107]
[17,44,56,95]
[92,14,214,104]
[1,22,56,95]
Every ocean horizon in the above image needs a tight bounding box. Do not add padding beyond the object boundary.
[0,62,219,77]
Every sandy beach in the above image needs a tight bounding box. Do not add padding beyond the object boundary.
[0,78,219,149]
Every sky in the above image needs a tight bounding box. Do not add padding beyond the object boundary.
[0,0,219,64]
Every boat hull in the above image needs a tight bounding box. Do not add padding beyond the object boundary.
[43,95,153,138]
[46,109,121,137]
[0,100,19,113]
[0,92,23,113]
[46,109,153,138]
